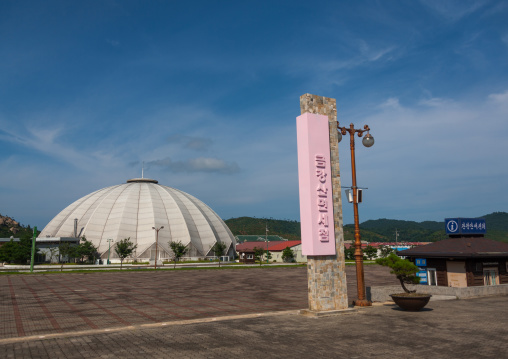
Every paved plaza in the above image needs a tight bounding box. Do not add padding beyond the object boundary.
[1,266,507,358]
[0,265,395,340]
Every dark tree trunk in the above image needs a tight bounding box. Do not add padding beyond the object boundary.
[397,275,416,293]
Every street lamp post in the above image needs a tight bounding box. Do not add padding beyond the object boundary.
[337,122,374,307]
[106,238,114,264]
[152,226,164,270]
[265,223,269,264]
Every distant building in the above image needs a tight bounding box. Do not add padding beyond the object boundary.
[236,241,274,263]
[236,240,304,263]
[345,242,431,258]
[234,235,288,244]
[399,218,508,287]
[38,178,236,263]
[266,241,304,262]
[399,237,508,287]
[36,237,80,263]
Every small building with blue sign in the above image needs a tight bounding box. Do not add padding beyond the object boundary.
[398,218,508,288]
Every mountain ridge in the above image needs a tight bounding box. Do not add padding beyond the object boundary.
[225,212,508,243]
[2,212,506,243]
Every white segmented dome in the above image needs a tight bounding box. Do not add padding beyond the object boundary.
[39,179,235,260]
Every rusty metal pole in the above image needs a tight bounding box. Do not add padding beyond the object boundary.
[348,124,371,306]
[337,122,373,307]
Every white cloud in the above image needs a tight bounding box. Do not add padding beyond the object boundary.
[488,89,508,104]
[419,97,454,107]
[379,97,402,109]
[339,92,508,223]
[146,156,240,174]
[323,43,397,70]
[420,0,488,22]
[285,40,398,90]
[0,124,97,171]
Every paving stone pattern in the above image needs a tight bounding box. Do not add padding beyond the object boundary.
[1,295,507,358]
[0,266,396,340]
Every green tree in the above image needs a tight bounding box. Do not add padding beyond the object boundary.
[363,245,378,260]
[378,245,395,258]
[0,235,40,264]
[73,236,99,264]
[169,241,188,268]
[15,235,37,264]
[265,251,272,263]
[212,241,227,268]
[376,253,420,293]
[58,242,77,263]
[114,238,137,269]
[81,236,99,263]
[71,243,85,263]
[70,244,84,263]
[344,246,355,260]
[253,247,265,266]
[281,246,295,263]
[0,239,18,263]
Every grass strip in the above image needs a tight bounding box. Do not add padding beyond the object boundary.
[0,261,377,275]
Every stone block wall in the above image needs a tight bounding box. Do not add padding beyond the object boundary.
[300,93,348,311]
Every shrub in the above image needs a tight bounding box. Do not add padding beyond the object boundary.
[376,254,420,293]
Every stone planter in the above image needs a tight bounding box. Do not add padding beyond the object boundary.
[390,293,432,311]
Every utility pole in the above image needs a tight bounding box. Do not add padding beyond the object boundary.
[265,222,269,263]
[30,226,37,273]
[152,226,164,269]
[107,238,114,264]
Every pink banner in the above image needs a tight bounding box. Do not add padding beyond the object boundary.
[296,113,336,256]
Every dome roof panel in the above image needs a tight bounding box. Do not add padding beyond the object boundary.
[39,179,235,259]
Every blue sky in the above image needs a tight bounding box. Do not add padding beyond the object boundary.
[1,0,507,229]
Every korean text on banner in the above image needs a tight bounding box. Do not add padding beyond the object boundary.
[296,113,336,256]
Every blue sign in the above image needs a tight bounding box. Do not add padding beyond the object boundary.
[445,218,486,235]
[415,258,427,267]
[417,270,428,284]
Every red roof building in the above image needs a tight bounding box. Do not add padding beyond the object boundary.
[236,240,303,263]
[266,240,302,251]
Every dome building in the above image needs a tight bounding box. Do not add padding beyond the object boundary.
[38,178,236,262]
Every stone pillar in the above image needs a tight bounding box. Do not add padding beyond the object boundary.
[300,94,349,312]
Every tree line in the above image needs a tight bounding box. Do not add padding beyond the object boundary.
[0,236,231,269]
[344,245,396,261]
[225,212,508,243]
[248,246,296,265]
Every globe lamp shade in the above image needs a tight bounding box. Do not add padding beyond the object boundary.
[362,134,374,147]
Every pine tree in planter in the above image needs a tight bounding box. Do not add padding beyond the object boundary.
[376,253,432,311]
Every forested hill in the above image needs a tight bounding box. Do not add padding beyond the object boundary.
[224,217,301,241]
[0,214,39,239]
[2,211,506,243]
[356,212,508,243]
[225,212,508,243]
